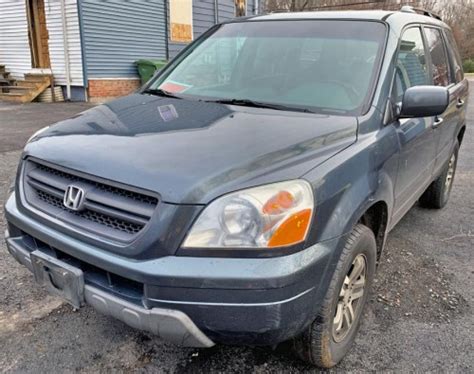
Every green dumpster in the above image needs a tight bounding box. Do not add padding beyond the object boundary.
[135,59,167,84]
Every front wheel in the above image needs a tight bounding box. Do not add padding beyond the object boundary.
[292,224,377,368]
[420,141,459,209]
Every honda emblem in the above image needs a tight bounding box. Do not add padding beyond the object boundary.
[63,185,86,211]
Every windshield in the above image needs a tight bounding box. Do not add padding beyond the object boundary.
[149,20,386,115]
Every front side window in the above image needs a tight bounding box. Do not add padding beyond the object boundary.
[393,27,430,102]
[151,20,387,115]
[424,27,450,86]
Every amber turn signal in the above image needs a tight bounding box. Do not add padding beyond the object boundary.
[267,209,312,247]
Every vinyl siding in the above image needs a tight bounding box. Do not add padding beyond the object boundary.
[44,0,84,86]
[218,0,235,21]
[80,0,167,78]
[168,0,256,59]
[0,1,32,79]
[247,0,257,15]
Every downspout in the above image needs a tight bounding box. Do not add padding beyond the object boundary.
[60,0,71,100]
[214,0,219,24]
[77,0,88,101]
[164,0,169,60]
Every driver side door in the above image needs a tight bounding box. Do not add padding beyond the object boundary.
[390,26,437,223]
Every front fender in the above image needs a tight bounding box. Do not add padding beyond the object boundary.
[303,126,399,247]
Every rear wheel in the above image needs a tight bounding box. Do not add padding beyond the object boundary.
[292,224,377,368]
[420,142,459,209]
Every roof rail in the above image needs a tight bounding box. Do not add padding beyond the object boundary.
[400,5,442,21]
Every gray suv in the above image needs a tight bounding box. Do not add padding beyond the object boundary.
[4,7,468,368]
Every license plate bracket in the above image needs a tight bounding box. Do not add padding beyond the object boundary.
[30,250,85,309]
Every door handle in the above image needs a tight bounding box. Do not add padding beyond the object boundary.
[456,99,465,109]
[433,116,444,128]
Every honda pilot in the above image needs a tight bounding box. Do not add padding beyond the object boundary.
[4,7,468,368]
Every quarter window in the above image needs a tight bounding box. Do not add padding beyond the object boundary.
[424,27,450,86]
[393,27,430,101]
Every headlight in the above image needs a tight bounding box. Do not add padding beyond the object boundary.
[26,126,50,144]
[182,180,314,249]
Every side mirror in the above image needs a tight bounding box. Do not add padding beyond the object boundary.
[399,85,449,118]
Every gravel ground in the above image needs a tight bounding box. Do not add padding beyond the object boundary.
[0,88,473,373]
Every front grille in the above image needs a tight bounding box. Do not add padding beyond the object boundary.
[36,191,143,235]
[37,189,66,209]
[35,163,158,206]
[22,159,158,241]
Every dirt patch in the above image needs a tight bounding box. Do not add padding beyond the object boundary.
[0,292,64,334]
[371,233,468,325]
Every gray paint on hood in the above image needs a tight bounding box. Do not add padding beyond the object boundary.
[25,94,357,204]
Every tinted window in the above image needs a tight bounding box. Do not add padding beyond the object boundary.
[444,30,464,83]
[424,27,450,86]
[151,21,387,115]
[393,27,430,101]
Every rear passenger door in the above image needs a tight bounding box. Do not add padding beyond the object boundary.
[422,26,467,176]
[391,26,437,219]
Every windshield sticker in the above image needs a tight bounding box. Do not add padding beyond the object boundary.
[159,81,192,93]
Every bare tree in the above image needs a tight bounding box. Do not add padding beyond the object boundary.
[262,0,474,58]
[437,0,474,58]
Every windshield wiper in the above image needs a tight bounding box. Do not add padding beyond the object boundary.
[203,98,314,113]
[142,88,182,99]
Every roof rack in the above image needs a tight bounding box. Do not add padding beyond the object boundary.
[400,5,442,21]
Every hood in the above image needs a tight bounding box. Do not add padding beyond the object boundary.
[25,94,357,204]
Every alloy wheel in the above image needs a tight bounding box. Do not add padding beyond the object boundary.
[332,254,367,343]
[444,153,456,197]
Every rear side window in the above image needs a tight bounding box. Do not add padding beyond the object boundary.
[424,27,450,87]
[394,27,430,101]
[444,30,464,83]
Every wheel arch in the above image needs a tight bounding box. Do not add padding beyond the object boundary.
[357,200,389,262]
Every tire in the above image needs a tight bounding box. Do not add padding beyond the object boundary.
[292,224,377,368]
[419,141,459,209]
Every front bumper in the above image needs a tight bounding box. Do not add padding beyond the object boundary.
[4,193,343,345]
[6,236,213,347]
[86,287,213,347]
